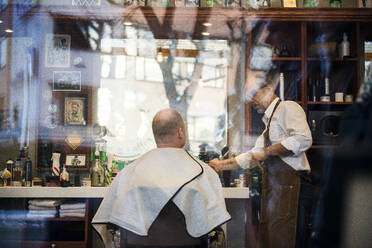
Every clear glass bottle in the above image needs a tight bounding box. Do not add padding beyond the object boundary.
[339,32,350,58]
[91,151,105,187]
[12,158,24,187]
[24,147,32,187]
[60,164,70,187]
[5,159,14,186]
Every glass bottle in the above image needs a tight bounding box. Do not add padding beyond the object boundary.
[303,0,316,7]
[279,44,290,57]
[91,151,105,187]
[5,159,14,186]
[12,155,24,187]
[339,32,350,58]
[24,147,32,187]
[60,164,70,187]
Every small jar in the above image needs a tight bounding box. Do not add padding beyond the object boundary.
[81,178,91,187]
[32,177,43,187]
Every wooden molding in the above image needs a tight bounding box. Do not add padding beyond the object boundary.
[365,53,372,61]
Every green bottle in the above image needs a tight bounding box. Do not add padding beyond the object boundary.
[330,0,342,8]
[303,0,315,7]
[91,151,105,187]
[206,0,213,6]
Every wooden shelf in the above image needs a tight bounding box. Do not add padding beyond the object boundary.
[252,57,301,61]
[307,101,353,105]
[22,241,86,247]
[37,167,88,171]
[311,145,339,149]
[307,57,358,61]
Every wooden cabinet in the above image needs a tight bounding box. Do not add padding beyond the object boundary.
[244,15,370,150]
[22,199,89,248]
[0,198,90,248]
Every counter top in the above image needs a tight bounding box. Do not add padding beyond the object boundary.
[0,187,249,199]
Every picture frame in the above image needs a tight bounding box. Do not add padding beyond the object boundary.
[64,95,87,126]
[66,154,86,167]
[45,34,71,67]
[53,71,81,91]
[282,0,297,7]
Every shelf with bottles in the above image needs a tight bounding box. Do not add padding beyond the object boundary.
[306,22,357,59]
[306,57,358,61]
[306,60,357,104]
[274,61,302,102]
[253,57,301,61]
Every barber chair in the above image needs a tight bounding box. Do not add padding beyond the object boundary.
[119,201,208,248]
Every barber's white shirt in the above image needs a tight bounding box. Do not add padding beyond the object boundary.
[236,97,312,171]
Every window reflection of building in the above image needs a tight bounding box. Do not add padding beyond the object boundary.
[98,39,228,159]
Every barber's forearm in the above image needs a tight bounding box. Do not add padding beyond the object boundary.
[264,143,293,158]
[215,158,240,171]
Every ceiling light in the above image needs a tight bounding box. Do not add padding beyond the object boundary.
[202,32,210,36]
[124,22,132,26]
[203,22,212,27]
[5,29,13,33]
[0,20,3,24]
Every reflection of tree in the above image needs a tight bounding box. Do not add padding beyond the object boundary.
[74,4,245,150]
[140,7,211,149]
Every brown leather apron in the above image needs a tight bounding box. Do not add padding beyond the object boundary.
[257,100,301,248]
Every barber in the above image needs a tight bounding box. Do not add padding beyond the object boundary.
[209,67,312,248]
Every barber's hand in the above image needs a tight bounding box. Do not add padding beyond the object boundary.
[252,150,268,162]
[208,158,221,173]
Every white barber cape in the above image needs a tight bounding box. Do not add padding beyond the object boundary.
[92,148,231,242]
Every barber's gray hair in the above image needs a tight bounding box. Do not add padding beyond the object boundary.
[152,109,184,142]
[260,68,280,89]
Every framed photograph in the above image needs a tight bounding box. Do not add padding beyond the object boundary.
[53,71,81,91]
[64,95,87,126]
[66,154,86,167]
[282,0,296,7]
[45,34,71,67]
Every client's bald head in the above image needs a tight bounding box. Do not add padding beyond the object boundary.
[152,109,186,148]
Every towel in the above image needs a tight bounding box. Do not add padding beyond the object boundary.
[27,210,57,218]
[59,208,85,214]
[60,202,86,210]
[28,205,57,211]
[28,210,57,215]
[92,148,231,238]
[28,199,63,207]
[60,212,85,218]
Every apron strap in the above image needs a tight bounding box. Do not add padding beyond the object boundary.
[263,99,281,148]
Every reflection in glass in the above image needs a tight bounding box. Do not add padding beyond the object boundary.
[98,37,229,160]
